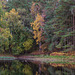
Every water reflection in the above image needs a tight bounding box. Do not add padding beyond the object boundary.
[0,60,75,75]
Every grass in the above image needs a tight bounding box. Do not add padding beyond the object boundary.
[0,56,15,58]
[48,61,75,64]
[0,54,75,65]
[31,55,75,64]
[0,56,16,60]
[32,55,75,59]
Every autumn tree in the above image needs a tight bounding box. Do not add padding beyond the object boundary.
[31,13,45,51]
[0,1,4,27]
[31,2,42,18]
[5,8,33,54]
[0,2,12,53]
[23,39,33,51]
[4,9,24,54]
[0,28,12,53]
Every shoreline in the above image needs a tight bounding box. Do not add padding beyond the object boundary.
[0,55,75,64]
[18,55,75,64]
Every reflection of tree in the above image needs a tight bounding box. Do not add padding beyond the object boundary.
[0,61,14,75]
[0,61,75,75]
[48,66,56,75]
[62,67,75,75]
[50,63,75,69]
[22,64,33,75]
[0,60,33,75]
[48,64,75,75]
[0,61,23,75]
[35,63,75,75]
[36,64,50,75]
[38,64,41,74]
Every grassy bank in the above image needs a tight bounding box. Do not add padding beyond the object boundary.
[0,54,75,64]
[32,55,75,58]
[0,54,16,60]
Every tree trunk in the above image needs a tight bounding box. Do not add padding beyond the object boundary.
[39,64,41,74]
[39,42,42,51]
[9,44,12,54]
[4,45,6,53]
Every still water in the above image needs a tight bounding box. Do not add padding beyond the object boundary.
[0,60,75,75]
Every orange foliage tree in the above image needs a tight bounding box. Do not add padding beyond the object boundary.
[31,2,41,18]
[31,13,45,50]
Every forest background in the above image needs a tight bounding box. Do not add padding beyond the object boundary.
[0,0,75,56]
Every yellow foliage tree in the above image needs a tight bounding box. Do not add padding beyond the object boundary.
[5,8,19,22]
[22,65,33,75]
[5,8,23,35]
[31,13,44,50]
[31,13,44,44]
[1,28,12,38]
[0,28,12,52]
[23,39,33,51]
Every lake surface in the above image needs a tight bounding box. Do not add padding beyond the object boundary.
[0,60,75,75]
